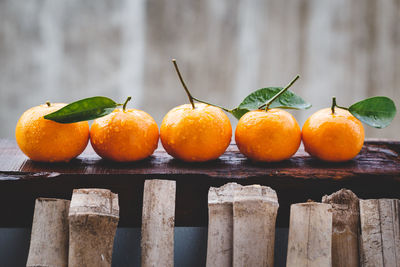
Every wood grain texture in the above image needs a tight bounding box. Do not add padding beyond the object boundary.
[1,139,399,180]
[26,198,70,267]
[0,139,399,227]
[68,188,119,267]
[206,182,241,267]
[359,199,400,267]
[286,202,333,267]
[232,185,279,267]
[141,180,176,267]
[322,189,360,267]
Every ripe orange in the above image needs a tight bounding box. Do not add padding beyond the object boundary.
[90,108,159,162]
[235,109,301,162]
[15,103,89,162]
[160,103,232,162]
[302,107,365,162]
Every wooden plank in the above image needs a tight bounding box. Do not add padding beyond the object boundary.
[322,189,360,267]
[359,199,400,267]
[0,139,399,228]
[286,202,332,267]
[26,198,70,267]
[232,185,279,267]
[0,139,399,180]
[206,182,241,267]
[68,188,119,267]
[141,179,176,267]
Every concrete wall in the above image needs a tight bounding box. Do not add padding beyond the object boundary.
[0,0,399,139]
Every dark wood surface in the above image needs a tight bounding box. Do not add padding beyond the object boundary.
[0,139,399,227]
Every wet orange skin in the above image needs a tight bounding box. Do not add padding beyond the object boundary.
[302,107,365,162]
[15,103,89,162]
[90,109,159,162]
[235,109,301,162]
[302,108,364,162]
[160,103,232,162]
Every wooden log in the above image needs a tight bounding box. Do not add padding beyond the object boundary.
[232,184,279,267]
[26,198,70,267]
[359,199,400,266]
[206,182,241,267]
[141,179,176,267]
[286,202,332,267]
[68,188,119,267]
[322,189,360,267]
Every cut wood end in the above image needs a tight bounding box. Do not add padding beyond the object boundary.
[359,198,399,210]
[377,198,400,202]
[36,197,70,204]
[322,189,360,234]
[293,202,332,210]
[322,189,360,227]
[144,179,176,186]
[72,188,116,198]
[359,198,378,206]
[322,189,359,205]
[208,182,241,204]
[69,188,119,218]
[233,184,278,205]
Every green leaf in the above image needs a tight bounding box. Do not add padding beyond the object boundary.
[44,96,119,123]
[231,108,249,120]
[232,87,311,119]
[349,96,397,128]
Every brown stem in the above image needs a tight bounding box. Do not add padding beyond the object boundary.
[331,96,337,114]
[122,96,132,111]
[192,97,232,113]
[258,75,300,110]
[172,59,195,109]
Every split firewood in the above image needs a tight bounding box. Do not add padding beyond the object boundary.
[141,179,176,267]
[68,188,119,267]
[286,202,332,267]
[322,189,360,267]
[232,184,279,267]
[206,182,241,267]
[359,199,400,266]
[26,198,70,267]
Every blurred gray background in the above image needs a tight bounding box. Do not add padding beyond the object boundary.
[0,0,399,139]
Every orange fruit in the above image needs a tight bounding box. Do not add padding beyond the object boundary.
[302,107,365,162]
[235,109,301,162]
[90,108,159,162]
[15,103,89,162]
[160,103,232,162]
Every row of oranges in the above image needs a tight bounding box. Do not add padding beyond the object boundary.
[16,100,364,163]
